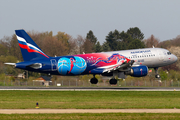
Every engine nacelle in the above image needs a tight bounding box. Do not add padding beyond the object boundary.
[125,65,148,77]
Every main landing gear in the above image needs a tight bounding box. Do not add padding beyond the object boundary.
[90,74,118,85]
[90,75,98,84]
[109,78,117,85]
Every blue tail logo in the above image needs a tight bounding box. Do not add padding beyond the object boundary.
[15,29,49,61]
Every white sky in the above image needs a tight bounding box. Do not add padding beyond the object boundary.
[0,0,180,44]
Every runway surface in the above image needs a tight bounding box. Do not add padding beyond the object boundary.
[0,109,180,114]
[0,86,180,91]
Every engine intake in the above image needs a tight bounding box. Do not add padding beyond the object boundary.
[125,65,148,77]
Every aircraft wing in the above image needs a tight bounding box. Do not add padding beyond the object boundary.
[102,60,134,73]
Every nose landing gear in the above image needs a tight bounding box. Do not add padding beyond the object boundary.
[154,67,161,79]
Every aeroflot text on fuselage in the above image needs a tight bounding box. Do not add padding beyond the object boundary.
[131,50,151,54]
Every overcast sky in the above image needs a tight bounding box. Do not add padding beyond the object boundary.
[0,0,180,44]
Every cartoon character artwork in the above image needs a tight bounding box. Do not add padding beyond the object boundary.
[91,53,129,67]
[85,53,130,73]
[58,56,87,75]
[68,58,75,74]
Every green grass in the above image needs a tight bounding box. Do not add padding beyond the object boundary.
[0,91,180,109]
[0,113,180,120]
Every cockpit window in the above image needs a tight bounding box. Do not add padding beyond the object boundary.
[167,52,171,55]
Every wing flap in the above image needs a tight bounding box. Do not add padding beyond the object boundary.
[103,60,134,73]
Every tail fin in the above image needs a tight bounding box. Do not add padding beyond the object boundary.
[15,29,49,61]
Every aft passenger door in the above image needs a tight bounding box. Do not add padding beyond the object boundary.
[51,59,57,71]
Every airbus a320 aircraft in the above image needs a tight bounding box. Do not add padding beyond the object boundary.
[5,30,178,85]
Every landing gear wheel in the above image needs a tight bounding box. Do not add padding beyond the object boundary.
[90,78,98,84]
[155,74,160,79]
[109,79,117,85]
[154,67,161,79]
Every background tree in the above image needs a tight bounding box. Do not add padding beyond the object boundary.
[119,31,133,50]
[9,34,22,60]
[0,43,8,56]
[83,39,94,53]
[95,41,102,52]
[86,30,97,45]
[144,35,159,48]
[105,27,145,51]
[76,35,85,54]
[0,36,13,56]
[55,31,70,54]
[159,70,168,81]
[42,36,68,56]
[102,42,111,52]
[105,30,118,51]
[161,63,180,71]
[86,30,97,52]
[68,36,80,55]
[127,27,144,40]
[128,39,145,49]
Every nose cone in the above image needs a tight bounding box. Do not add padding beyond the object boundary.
[173,54,178,63]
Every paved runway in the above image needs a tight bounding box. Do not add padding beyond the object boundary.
[0,86,180,91]
[0,109,180,114]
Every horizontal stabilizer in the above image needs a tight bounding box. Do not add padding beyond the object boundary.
[4,63,16,66]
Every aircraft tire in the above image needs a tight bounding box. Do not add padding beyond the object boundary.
[109,79,117,85]
[90,78,98,84]
[155,74,160,78]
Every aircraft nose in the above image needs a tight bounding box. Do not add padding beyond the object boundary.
[173,55,178,62]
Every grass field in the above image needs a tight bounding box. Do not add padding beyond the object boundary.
[0,113,180,120]
[0,91,180,109]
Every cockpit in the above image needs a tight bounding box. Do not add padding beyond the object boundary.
[167,52,171,55]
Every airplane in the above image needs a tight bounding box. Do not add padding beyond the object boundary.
[5,29,178,85]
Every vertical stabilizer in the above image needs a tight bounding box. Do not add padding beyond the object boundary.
[15,29,49,61]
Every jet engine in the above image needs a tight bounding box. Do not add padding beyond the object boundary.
[125,65,148,77]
